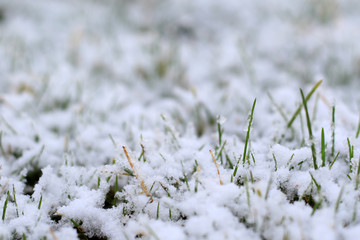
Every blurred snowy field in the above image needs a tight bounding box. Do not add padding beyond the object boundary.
[1,0,360,239]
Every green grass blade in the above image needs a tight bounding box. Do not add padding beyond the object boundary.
[287,80,322,128]
[355,157,360,190]
[356,113,360,138]
[321,128,325,167]
[232,154,242,180]
[242,99,256,165]
[272,153,278,171]
[267,92,289,122]
[334,185,344,214]
[2,191,10,221]
[38,195,43,210]
[13,185,19,217]
[156,202,160,219]
[331,106,335,157]
[265,174,272,200]
[300,89,318,170]
[0,131,6,157]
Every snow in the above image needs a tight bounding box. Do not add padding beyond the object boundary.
[1,0,360,239]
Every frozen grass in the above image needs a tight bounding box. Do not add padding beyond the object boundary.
[1,0,360,239]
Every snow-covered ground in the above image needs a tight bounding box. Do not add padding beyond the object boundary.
[1,0,360,239]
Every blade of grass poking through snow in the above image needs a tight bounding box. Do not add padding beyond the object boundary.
[38,195,43,210]
[0,131,6,158]
[0,115,17,134]
[245,176,251,207]
[310,173,322,216]
[287,80,322,128]
[355,157,360,190]
[156,202,160,219]
[356,113,360,138]
[108,133,117,148]
[138,144,146,162]
[311,93,320,122]
[243,98,256,165]
[71,219,87,240]
[225,153,233,169]
[321,128,325,167]
[216,140,227,162]
[13,185,19,217]
[334,185,344,214]
[347,138,354,173]
[210,150,224,185]
[353,201,358,222]
[113,175,119,207]
[331,106,335,157]
[286,153,295,167]
[329,152,340,170]
[272,153,278,171]
[231,155,242,182]
[2,191,10,221]
[217,118,224,164]
[267,92,289,122]
[123,146,153,202]
[265,174,272,200]
[300,89,318,170]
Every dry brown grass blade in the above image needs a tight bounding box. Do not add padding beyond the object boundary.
[210,150,224,185]
[123,146,153,202]
[49,228,59,240]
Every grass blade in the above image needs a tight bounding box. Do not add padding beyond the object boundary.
[272,153,278,171]
[123,146,153,202]
[356,113,360,138]
[38,195,43,210]
[356,157,360,190]
[331,106,335,157]
[242,99,256,165]
[267,92,289,122]
[321,128,325,167]
[334,185,344,214]
[287,80,322,128]
[300,89,318,170]
[2,191,10,221]
[210,150,224,185]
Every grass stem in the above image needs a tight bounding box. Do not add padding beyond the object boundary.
[300,89,318,170]
[123,146,153,202]
[210,150,224,185]
[242,99,256,165]
[287,80,322,128]
[331,106,335,157]
[321,128,325,167]
[2,191,10,221]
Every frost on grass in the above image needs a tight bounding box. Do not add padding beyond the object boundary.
[1,0,360,239]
